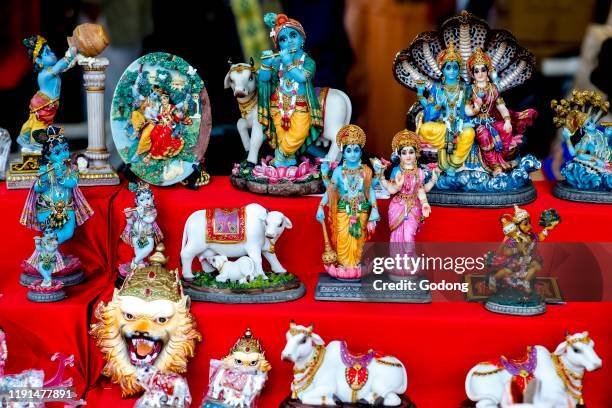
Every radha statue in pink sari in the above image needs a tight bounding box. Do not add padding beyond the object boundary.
[374,130,438,278]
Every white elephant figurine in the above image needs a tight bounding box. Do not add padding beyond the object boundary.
[465,331,602,408]
[224,62,352,164]
[281,321,407,406]
[135,365,191,408]
[181,203,292,280]
[210,255,258,284]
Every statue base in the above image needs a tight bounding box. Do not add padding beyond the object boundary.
[280,395,416,408]
[552,182,612,204]
[5,152,41,189]
[484,300,546,316]
[78,167,120,186]
[182,272,306,303]
[315,273,432,303]
[26,280,66,303]
[459,399,586,408]
[230,173,323,196]
[427,183,537,208]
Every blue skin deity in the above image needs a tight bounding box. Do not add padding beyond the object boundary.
[316,144,380,224]
[259,27,307,94]
[17,39,77,152]
[34,138,79,244]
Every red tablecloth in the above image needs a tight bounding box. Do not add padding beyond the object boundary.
[0,183,122,397]
[84,178,612,407]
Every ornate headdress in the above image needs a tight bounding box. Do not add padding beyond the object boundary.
[119,243,181,302]
[152,86,169,96]
[512,205,530,223]
[436,42,462,69]
[23,35,47,63]
[551,89,609,134]
[264,13,306,47]
[500,215,518,235]
[467,47,492,74]
[128,181,153,197]
[336,124,366,148]
[230,328,264,355]
[391,129,420,157]
[46,125,65,143]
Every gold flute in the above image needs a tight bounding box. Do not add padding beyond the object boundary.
[260,49,297,60]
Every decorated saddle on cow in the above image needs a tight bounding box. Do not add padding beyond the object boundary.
[206,208,247,244]
[484,346,538,401]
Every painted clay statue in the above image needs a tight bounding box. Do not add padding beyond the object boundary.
[280,321,413,407]
[228,12,352,196]
[465,332,602,407]
[551,89,611,203]
[202,328,271,407]
[180,203,304,303]
[91,244,201,397]
[317,125,379,280]
[393,11,540,207]
[485,205,561,316]
[20,126,93,302]
[119,182,164,281]
[135,365,192,408]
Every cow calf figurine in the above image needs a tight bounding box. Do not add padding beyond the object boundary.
[135,366,192,408]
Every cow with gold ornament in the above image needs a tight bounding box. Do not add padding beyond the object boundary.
[90,243,201,397]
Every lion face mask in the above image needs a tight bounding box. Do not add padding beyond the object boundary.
[90,246,201,396]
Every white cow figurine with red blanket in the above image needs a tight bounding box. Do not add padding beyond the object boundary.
[135,365,191,408]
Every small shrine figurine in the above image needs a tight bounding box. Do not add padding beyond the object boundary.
[135,365,192,408]
[20,126,93,302]
[180,203,305,303]
[465,331,602,407]
[202,328,271,407]
[0,327,6,376]
[118,182,164,284]
[228,13,352,196]
[280,321,413,407]
[551,89,611,203]
[484,205,561,316]
[316,125,379,280]
[393,11,540,207]
[374,130,438,279]
[91,243,201,397]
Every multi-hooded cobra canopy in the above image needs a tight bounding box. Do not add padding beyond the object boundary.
[393,11,535,93]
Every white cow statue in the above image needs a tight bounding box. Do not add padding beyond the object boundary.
[466,331,602,408]
[181,203,292,280]
[135,365,191,408]
[224,62,352,164]
[210,255,257,284]
[281,322,407,406]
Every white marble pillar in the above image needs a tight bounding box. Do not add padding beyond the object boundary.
[79,57,119,185]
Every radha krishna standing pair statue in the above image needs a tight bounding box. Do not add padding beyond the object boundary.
[393,11,540,207]
[229,12,352,196]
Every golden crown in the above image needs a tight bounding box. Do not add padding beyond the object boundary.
[512,205,530,223]
[230,328,264,355]
[468,47,492,73]
[118,243,181,302]
[391,129,421,157]
[436,42,462,69]
[336,124,366,148]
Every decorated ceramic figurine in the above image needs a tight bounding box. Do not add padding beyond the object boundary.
[202,328,271,407]
[90,244,201,397]
[374,130,438,279]
[180,203,304,303]
[111,52,211,186]
[135,365,192,408]
[19,126,93,302]
[465,331,602,407]
[280,321,413,407]
[316,125,379,280]
[118,182,164,284]
[0,328,6,376]
[484,205,561,315]
[228,13,352,196]
[393,11,540,207]
[551,89,611,203]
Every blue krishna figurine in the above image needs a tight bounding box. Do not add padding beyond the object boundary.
[20,126,93,302]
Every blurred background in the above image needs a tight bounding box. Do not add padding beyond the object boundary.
[0,0,610,179]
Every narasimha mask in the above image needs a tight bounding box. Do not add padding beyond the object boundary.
[90,252,201,396]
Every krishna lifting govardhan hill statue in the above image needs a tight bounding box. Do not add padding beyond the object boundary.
[229,12,352,196]
[393,11,540,207]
